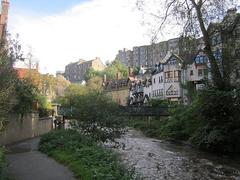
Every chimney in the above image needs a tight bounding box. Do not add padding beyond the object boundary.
[0,0,9,40]
[1,0,9,25]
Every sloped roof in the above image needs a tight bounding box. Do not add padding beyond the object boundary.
[15,68,39,79]
[163,52,184,64]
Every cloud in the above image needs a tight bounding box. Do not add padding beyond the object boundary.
[9,0,180,74]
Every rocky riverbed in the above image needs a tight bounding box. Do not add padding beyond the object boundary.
[112,129,240,180]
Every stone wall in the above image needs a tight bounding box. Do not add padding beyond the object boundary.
[0,113,53,145]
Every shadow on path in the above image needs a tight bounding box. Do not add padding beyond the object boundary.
[6,137,76,180]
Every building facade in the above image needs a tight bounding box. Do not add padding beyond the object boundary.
[116,48,133,67]
[64,57,105,83]
[208,8,240,85]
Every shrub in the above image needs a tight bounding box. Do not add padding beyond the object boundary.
[62,91,127,143]
[39,130,133,180]
[0,147,8,180]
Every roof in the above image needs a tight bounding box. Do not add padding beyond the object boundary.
[163,52,184,64]
[15,68,39,79]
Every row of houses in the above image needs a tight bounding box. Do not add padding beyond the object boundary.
[128,50,209,105]
[107,9,240,106]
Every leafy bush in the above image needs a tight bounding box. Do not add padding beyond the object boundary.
[129,86,240,153]
[62,91,127,143]
[13,79,39,116]
[0,147,8,180]
[39,130,133,180]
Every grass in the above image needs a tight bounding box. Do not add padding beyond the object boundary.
[39,129,133,180]
[0,147,11,180]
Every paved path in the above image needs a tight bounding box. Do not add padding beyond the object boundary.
[6,138,77,180]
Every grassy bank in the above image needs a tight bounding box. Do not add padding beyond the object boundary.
[0,147,9,180]
[39,130,133,180]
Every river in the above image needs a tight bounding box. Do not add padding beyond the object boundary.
[112,129,240,180]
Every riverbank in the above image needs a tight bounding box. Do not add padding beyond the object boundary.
[127,116,240,155]
[39,129,133,180]
[113,129,240,179]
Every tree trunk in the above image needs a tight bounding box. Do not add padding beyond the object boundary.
[190,0,225,89]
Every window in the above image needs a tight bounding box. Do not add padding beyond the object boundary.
[174,71,180,77]
[195,57,200,64]
[159,76,161,83]
[211,35,221,46]
[161,76,163,83]
[168,58,177,65]
[214,49,222,60]
[190,70,193,76]
[211,36,217,46]
[199,56,204,63]
[198,69,203,76]
[154,78,156,84]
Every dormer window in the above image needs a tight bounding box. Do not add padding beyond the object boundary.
[211,34,221,46]
[168,57,177,65]
[195,55,208,64]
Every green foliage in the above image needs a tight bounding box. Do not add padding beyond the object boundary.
[85,67,102,81]
[85,60,129,82]
[13,79,39,116]
[39,130,133,180]
[37,95,52,117]
[131,85,240,153]
[0,147,9,180]
[64,91,126,142]
[149,99,169,107]
[104,60,128,80]
[86,76,103,91]
[0,37,20,130]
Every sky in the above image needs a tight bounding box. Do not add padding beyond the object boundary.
[8,0,157,74]
[8,0,239,74]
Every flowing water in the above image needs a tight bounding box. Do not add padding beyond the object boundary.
[112,129,240,180]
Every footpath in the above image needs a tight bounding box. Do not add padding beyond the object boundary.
[5,137,76,180]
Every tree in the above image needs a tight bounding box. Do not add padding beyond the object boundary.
[55,75,70,97]
[65,91,126,142]
[40,74,56,100]
[13,79,39,119]
[0,34,24,130]
[86,76,103,91]
[136,0,239,89]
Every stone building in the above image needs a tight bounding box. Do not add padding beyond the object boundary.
[117,36,200,69]
[116,48,133,67]
[208,8,240,85]
[64,57,105,83]
[0,0,9,41]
